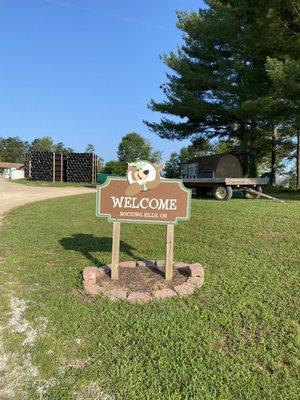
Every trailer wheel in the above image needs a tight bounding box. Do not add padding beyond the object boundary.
[244,185,262,199]
[213,185,233,201]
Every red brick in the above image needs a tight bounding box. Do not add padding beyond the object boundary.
[136,260,146,267]
[174,283,195,296]
[189,263,204,277]
[174,262,190,275]
[119,261,136,268]
[127,291,151,303]
[83,267,105,284]
[155,260,165,268]
[174,262,189,268]
[153,288,177,299]
[103,289,127,301]
[187,276,204,287]
[83,282,103,295]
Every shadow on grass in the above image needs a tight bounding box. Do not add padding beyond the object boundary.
[59,234,136,266]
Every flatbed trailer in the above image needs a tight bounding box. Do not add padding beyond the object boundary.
[183,177,269,200]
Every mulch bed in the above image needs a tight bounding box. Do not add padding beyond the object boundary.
[83,260,205,302]
[98,262,188,292]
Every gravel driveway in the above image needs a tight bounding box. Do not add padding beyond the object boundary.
[0,177,95,215]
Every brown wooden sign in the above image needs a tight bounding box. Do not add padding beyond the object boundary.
[96,177,191,224]
[96,161,191,280]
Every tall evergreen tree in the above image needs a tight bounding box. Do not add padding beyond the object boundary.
[264,1,300,186]
[145,0,299,177]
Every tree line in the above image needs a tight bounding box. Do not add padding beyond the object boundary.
[145,0,299,187]
[1,130,299,187]
[0,136,96,163]
[0,133,161,177]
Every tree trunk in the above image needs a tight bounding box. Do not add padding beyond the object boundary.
[297,130,300,189]
[270,124,277,186]
[239,124,258,177]
[249,124,258,178]
[249,150,257,177]
[239,126,251,177]
[239,151,250,177]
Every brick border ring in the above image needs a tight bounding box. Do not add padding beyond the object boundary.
[83,261,205,303]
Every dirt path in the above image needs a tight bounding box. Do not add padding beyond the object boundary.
[0,178,95,215]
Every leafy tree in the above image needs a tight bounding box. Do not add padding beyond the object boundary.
[164,152,181,178]
[213,139,239,155]
[102,160,126,176]
[0,137,29,163]
[0,135,75,162]
[30,136,54,152]
[86,144,95,153]
[52,142,73,154]
[149,149,163,164]
[30,137,73,154]
[165,139,212,178]
[257,124,294,183]
[102,133,162,176]
[117,132,162,164]
[97,156,104,171]
[145,0,299,177]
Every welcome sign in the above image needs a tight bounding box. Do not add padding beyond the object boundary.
[96,161,191,281]
[96,178,191,224]
[96,162,191,224]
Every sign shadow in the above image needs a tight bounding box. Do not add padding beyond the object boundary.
[59,234,136,266]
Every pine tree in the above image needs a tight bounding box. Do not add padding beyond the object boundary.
[145,0,299,177]
[264,3,300,186]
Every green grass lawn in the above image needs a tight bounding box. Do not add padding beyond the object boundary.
[0,194,299,399]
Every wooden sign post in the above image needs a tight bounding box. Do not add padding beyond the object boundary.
[96,160,191,281]
[165,224,174,281]
[111,221,121,280]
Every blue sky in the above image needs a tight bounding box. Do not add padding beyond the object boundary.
[0,0,205,161]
